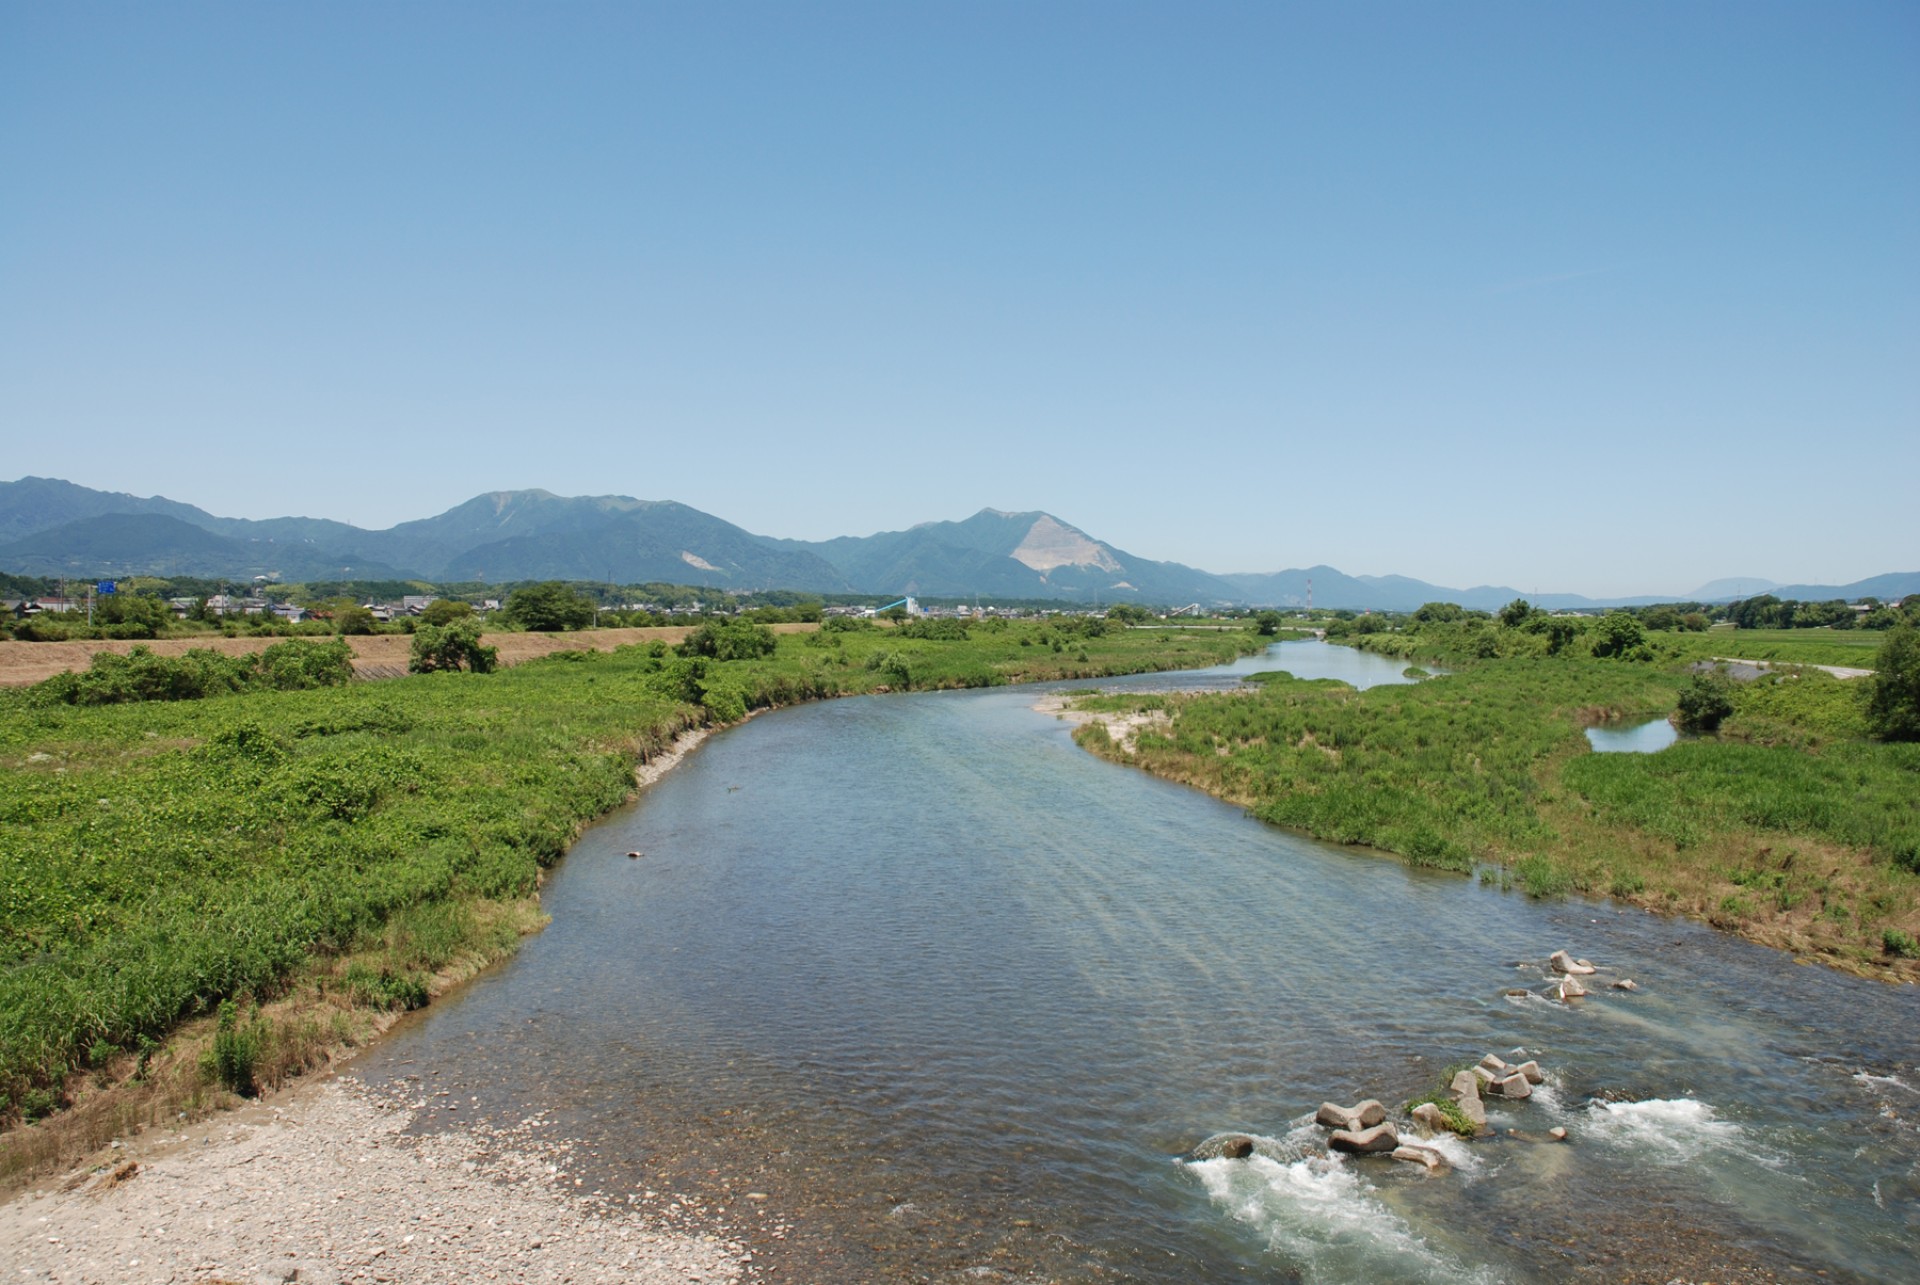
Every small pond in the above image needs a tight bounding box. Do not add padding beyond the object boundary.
[1584,717,1680,754]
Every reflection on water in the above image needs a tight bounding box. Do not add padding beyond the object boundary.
[1585,717,1680,754]
[353,641,1920,1283]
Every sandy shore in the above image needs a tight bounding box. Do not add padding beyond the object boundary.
[0,1077,746,1284]
[1032,691,1174,753]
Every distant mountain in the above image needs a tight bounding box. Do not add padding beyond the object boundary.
[1759,573,1920,603]
[2,477,1913,608]
[1690,576,1779,600]
[0,512,410,581]
[0,476,216,542]
[438,500,852,589]
[773,509,1242,603]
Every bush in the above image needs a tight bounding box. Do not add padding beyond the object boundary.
[1884,929,1918,959]
[410,620,498,674]
[1866,625,1920,742]
[30,641,353,705]
[1676,670,1735,732]
[678,618,777,661]
[895,617,971,641]
[257,638,355,690]
[208,1000,263,1096]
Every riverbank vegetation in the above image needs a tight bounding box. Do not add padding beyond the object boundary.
[0,620,1260,1172]
[1069,612,1920,981]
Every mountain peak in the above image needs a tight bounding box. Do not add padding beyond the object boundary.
[1010,514,1121,574]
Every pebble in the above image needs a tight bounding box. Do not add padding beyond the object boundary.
[0,1080,745,1284]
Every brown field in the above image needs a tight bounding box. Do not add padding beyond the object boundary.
[0,622,821,687]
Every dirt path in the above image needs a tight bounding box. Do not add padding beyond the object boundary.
[1710,655,1874,680]
[0,1076,746,1284]
[0,624,819,687]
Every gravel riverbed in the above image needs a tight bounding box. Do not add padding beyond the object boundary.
[0,1077,747,1284]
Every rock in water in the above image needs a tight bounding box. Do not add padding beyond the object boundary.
[1495,1073,1532,1100]
[1315,1099,1388,1131]
[1549,949,1597,976]
[1329,1123,1399,1154]
[1514,1060,1544,1085]
[1410,1102,1446,1135]
[1549,1126,1569,1141]
[1315,1102,1358,1131]
[1611,978,1639,991]
[1392,1144,1448,1172]
[1189,1132,1258,1160]
[1552,975,1589,1001]
[1478,1053,1511,1075]
[1448,1072,1489,1130]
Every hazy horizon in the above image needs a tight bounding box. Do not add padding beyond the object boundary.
[3,3,1913,598]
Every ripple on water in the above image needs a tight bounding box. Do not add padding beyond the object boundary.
[1584,1097,1744,1163]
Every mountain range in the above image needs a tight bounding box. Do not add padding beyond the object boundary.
[1,477,1913,611]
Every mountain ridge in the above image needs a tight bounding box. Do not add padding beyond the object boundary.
[1,478,1913,609]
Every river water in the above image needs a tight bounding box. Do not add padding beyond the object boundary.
[354,641,1919,1282]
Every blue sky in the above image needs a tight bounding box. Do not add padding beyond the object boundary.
[2,2,1914,597]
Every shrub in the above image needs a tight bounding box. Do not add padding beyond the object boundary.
[678,619,777,661]
[1515,854,1573,898]
[1676,670,1735,732]
[257,638,355,689]
[410,620,498,674]
[209,1000,263,1096]
[1866,626,1920,742]
[896,617,971,641]
[1885,929,1919,959]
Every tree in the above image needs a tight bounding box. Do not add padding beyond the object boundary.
[410,620,498,674]
[333,603,376,636]
[1590,611,1646,659]
[419,598,474,627]
[506,581,596,631]
[1253,610,1284,636]
[1413,601,1466,625]
[1676,669,1736,732]
[1498,598,1533,628]
[1865,625,1920,742]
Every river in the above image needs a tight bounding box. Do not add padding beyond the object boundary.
[353,641,1919,1282]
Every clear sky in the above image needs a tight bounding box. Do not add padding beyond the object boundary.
[3,2,1914,598]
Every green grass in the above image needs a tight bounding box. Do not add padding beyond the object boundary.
[1082,659,1677,873]
[0,622,1263,1121]
[1659,627,1885,669]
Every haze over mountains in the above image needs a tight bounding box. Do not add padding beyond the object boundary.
[1,477,1913,612]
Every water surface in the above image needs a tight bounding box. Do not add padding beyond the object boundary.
[1584,717,1681,754]
[355,641,1918,1282]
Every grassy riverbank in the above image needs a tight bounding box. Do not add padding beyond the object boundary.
[1069,651,1920,980]
[0,620,1260,1173]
